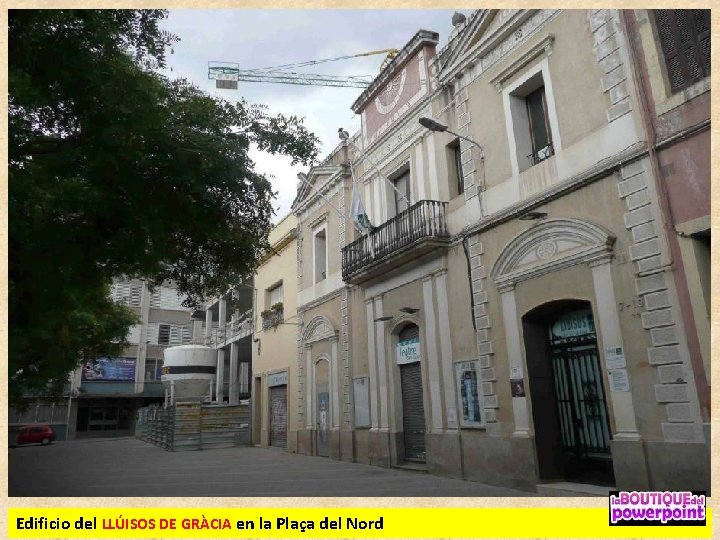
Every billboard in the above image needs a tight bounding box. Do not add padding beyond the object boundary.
[82,357,136,382]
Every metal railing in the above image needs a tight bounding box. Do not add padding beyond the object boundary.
[203,309,254,347]
[342,200,449,279]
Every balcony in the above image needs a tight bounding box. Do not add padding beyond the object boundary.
[342,200,450,284]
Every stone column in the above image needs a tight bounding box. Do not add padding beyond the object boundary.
[365,299,379,430]
[374,296,389,430]
[590,259,641,439]
[216,298,226,402]
[228,341,238,405]
[499,286,531,437]
[421,276,443,431]
[434,270,458,429]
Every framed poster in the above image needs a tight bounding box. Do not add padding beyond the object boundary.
[353,377,370,428]
[455,360,484,428]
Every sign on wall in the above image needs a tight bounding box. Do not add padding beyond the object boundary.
[267,371,288,387]
[396,337,421,365]
[353,377,370,428]
[82,357,136,381]
[550,310,595,339]
[455,360,483,427]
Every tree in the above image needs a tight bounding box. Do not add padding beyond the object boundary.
[9,10,320,405]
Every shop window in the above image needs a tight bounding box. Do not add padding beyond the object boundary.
[654,10,711,93]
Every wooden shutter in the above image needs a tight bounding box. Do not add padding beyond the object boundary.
[655,10,711,93]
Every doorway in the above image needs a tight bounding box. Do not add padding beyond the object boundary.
[269,385,287,448]
[397,323,426,463]
[523,300,615,485]
[315,359,329,457]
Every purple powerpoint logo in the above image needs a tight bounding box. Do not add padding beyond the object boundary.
[609,491,706,526]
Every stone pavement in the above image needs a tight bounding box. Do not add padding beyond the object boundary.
[9,437,535,497]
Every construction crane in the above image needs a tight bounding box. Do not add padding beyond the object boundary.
[208,49,398,90]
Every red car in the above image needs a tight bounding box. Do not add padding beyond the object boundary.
[13,424,56,446]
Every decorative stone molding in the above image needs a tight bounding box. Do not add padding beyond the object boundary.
[491,218,616,290]
[340,287,351,427]
[587,10,633,123]
[490,34,555,91]
[302,315,338,345]
[466,233,497,423]
[617,158,703,442]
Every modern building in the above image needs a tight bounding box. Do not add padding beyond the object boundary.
[251,212,299,451]
[65,279,196,439]
[289,8,710,494]
[201,283,254,406]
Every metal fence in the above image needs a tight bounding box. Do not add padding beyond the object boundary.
[136,401,250,451]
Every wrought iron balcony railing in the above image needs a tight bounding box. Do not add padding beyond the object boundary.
[342,200,449,281]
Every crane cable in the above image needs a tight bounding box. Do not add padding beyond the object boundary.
[247,48,398,73]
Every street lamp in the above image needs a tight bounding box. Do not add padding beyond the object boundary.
[418,117,485,159]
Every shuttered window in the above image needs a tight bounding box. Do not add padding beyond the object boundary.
[655,10,711,93]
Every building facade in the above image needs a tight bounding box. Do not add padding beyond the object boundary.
[251,213,299,451]
[66,279,195,439]
[290,9,710,493]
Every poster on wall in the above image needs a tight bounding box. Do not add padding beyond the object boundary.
[82,357,136,381]
[455,360,483,427]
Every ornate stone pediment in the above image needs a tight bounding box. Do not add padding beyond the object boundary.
[491,218,615,290]
[302,315,337,345]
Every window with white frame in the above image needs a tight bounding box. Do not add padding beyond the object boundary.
[503,60,561,176]
[267,282,283,311]
[313,225,327,283]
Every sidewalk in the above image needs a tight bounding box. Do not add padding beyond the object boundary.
[9,437,535,498]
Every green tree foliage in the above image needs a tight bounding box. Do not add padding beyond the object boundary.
[9,10,320,405]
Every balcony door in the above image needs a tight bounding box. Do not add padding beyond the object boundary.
[393,170,411,215]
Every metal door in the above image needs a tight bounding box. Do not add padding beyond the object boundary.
[549,329,613,481]
[400,362,426,462]
[269,385,287,448]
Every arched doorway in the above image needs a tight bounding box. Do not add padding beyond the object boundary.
[522,300,615,485]
[396,323,426,463]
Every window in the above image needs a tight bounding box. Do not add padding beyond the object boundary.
[392,170,411,215]
[448,139,464,197]
[525,86,553,165]
[145,359,163,382]
[505,68,558,174]
[313,226,327,283]
[655,10,711,94]
[267,282,283,312]
[158,324,171,346]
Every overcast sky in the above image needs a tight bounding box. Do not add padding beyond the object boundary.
[160,10,469,220]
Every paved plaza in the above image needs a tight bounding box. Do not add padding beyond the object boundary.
[9,437,535,497]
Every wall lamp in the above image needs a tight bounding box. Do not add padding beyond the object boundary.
[374,316,393,322]
[419,117,485,159]
[399,307,420,314]
[518,210,548,221]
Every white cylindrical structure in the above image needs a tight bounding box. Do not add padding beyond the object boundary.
[162,345,217,402]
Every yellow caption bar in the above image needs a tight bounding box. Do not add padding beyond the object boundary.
[7,508,712,538]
